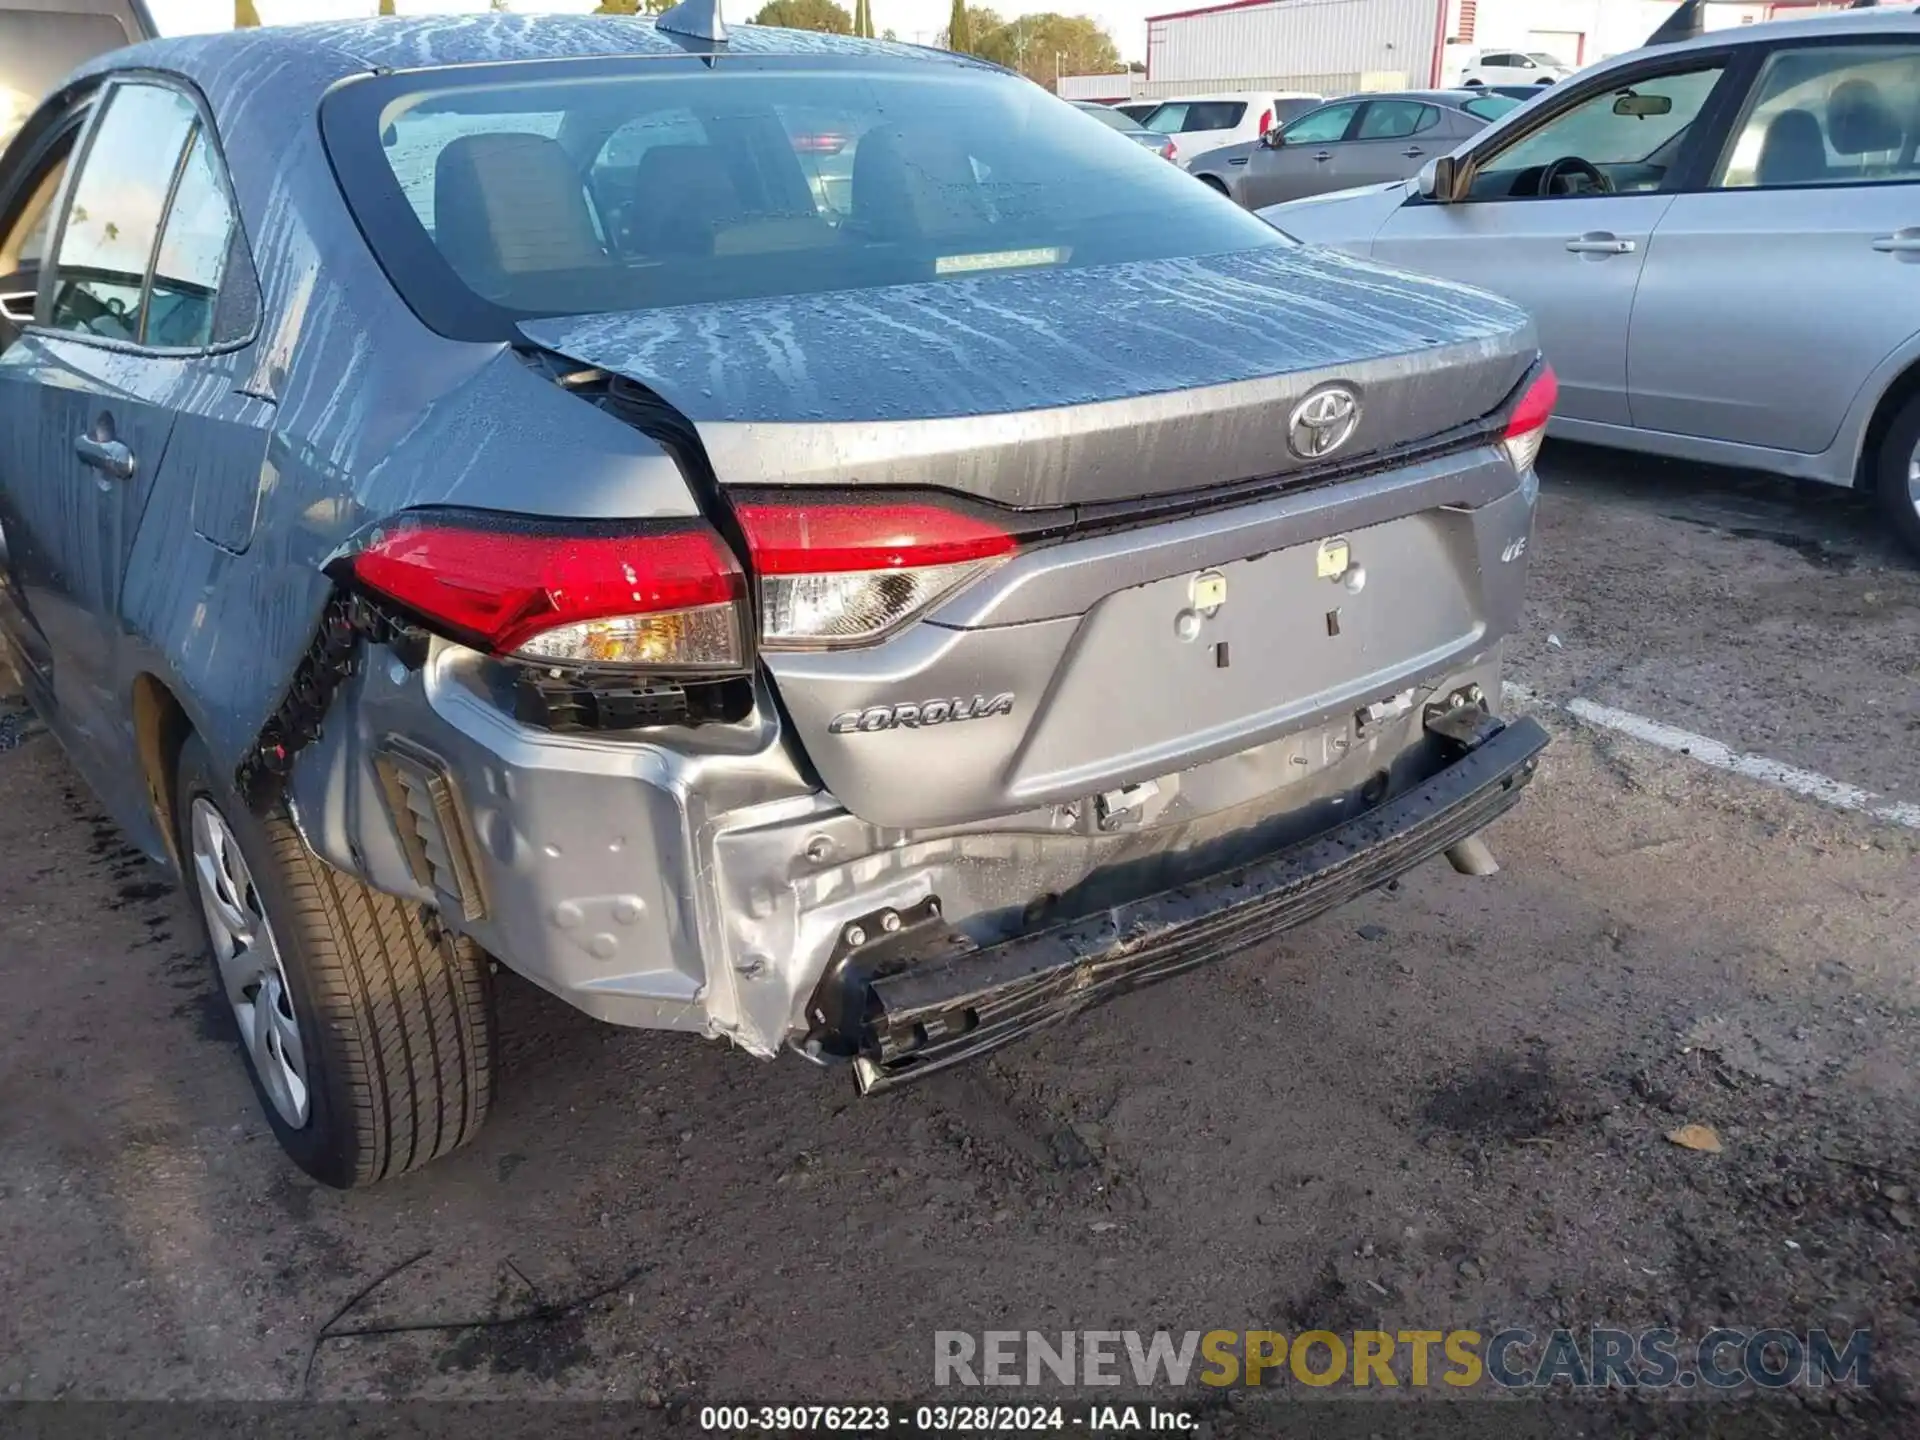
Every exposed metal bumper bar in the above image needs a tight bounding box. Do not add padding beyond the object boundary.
[846,712,1551,1095]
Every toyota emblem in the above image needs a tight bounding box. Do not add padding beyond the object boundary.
[1287,384,1361,460]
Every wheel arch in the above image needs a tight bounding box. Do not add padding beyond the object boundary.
[1855,351,1920,492]
[131,671,195,875]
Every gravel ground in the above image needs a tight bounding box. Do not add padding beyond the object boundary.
[1,445,1917,1428]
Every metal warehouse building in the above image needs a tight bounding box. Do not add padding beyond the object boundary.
[1136,0,1841,99]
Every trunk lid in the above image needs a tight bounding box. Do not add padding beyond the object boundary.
[517,244,1534,509]
[523,244,1539,829]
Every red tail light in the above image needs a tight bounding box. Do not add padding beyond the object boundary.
[1501,364,1558,472]
[1258,107,1273,135]
[733,498,1017,649]
[345,514,747,670]
[1162,138,1178,161]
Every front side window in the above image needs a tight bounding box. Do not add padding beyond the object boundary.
[1715,43,1920,189]
[1281,103,1358,146]
[1356,101,1437,140]
[47,83,197,341]
[1467,63,1726,198]
[327,61,1287,332]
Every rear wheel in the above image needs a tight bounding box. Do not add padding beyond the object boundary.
[175,735,495,1187]
[1198,174,1230,196]
[1873,390,1920,560]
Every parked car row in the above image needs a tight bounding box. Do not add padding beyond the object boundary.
[1264,4,1920,556]
[1184,88,1524,209]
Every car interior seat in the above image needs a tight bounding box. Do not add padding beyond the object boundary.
[433,132,608,298]
[849,125,992,243]
[1826,77,1904,177]
[1754,107,1830,187]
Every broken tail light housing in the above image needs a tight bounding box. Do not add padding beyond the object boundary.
[733,496,1019,650]
[341,512,748,671]
[1501,364,1558,474]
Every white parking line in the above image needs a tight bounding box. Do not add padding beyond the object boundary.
[1504,683,1920,833]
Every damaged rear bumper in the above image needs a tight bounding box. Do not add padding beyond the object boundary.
[820,710,1550,1095]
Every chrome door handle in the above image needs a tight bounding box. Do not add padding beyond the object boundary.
[1565,234,1635,255]
[1401,146,1424,158]
[1871,227,1920,256]
[1312,150,1333,161]
[74,434,136,480]
[1227,156,1248,165]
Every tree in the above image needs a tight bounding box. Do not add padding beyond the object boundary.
[490,0,509,10]
[946,0,969,52]
[970,12,1116,85]
[750,0,852,31]
[594,0,674,13]
[376,0,395,14]
[851,0,873,37]
[234,0,261,25]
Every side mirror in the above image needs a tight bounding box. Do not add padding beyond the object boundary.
[1414,155,1456,202]
[1262,128,1285,149]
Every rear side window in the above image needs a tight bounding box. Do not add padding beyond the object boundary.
[1463,94,1522,121]
[47,83,197,341]
[1146,100,1246,134]
[324,60,1288,338]
[147,132,235,347]
[1715,43,1920,189]
[1356,101,1438,140]
[44,79,244,347]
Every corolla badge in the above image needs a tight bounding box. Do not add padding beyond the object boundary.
[829,693,1016,734]
[1287,384,1361,460]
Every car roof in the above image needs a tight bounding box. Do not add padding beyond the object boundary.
[69,12,985,94]
[1146,90,1319,102]
[1638,1,1920,57]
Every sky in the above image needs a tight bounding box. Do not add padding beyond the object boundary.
[147,0,1159,62]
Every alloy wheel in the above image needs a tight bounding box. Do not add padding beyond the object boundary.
[189,797,310,1128]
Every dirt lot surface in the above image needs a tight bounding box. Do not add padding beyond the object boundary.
[2,445,1917,1427]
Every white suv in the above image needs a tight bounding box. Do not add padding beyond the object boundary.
[1140,91,1322,167]
[1458,51,1572,87]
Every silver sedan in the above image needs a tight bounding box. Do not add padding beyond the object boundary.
[1187,89,1521,209]
[1264,7,1920,556]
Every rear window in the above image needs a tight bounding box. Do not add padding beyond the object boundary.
[0,11,131,144]
[325,59,1286,340]
[1144,101,1247,134]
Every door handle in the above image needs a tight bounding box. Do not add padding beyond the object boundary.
[1313,150,1333,162]
[74,434,136,480]
[1871,227,1920,258]
[1401,146,1425,158]
[1565,233,1635,256]
[1227,156,1248,165]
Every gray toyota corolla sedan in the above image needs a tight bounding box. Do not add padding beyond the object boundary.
[0,11,1553,1186]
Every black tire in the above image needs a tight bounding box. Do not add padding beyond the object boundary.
[1197,174,1230,196]
[1874,391,1920,561]
[174,734,495,1187]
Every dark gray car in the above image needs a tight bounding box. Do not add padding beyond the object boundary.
[0,14,1552,1186]
[1190,89,1522,208]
